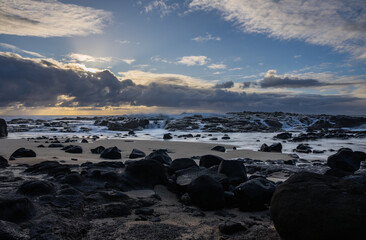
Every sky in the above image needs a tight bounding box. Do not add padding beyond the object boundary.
[0,0,366,115]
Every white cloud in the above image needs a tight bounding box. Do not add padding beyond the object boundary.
[143,0,179,17]
[151,56,171,63]
[229,67,242,71]
[116,40,131,44]
[208,63,226,69]
[0,42,44,57]
[177,56,209,66]
[118,70,212,88]
[192,33,221,42]
[68,53,112,63]
[189,0,366,59]
[0,0,111,37]
[121,59,136,65]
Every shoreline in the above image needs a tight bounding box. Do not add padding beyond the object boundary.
[0,138,292,165]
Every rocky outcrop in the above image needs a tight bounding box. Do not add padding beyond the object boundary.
[327,148,363,173]
[0,118,7,137]
[270,172,366,240]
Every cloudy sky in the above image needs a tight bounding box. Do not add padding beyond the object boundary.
[0,0,366,115]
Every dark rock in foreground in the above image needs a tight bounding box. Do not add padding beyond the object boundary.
[187,175,225,210]
[124,159,166,189]
[18,180,55,196]
[100,147,121,159]
[199,155,224,168]
[62,145,83,153]
[170,158,198,173]
[219,221,247,235]
[327,148,362,172]
[129,148,146,159]
[271,172,366,240]
[25,161,71,176]
[218,160,248,186]
[0,198,36,223]
[0,118,7,137]
[145,149,172,165]
[91,146,105,154]
[0,219,29,240]
[10,148,36,158]
[234,177,276,211]
[0,156,9,168]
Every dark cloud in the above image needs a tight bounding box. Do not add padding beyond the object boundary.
[0,52,365,114]
[213,81,234,89]
[260,75,325,88]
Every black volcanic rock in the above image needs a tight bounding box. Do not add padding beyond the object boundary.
[327,148,362,172]
[170,158,198,173]
[274,132,292,140]
[270,172,366,240]
[91,146,105,154]
[17,180,55,196]
[48,143,64,148]
[25,161,71,176]
[145,149,172,165]
[260,143,282,152]
[199,155,224,168]
[218,160,248,186]
[10,148,36,158]
[0,197,36,223]
[124,159,166,189]
[0,118,7,137]
[233,177,276,211]
[295,144,312,153]
[163,133,173,140]
[0,156,9,168]
[187,175,225,211]
[107,119,149,131]
[129,148,146,159]
[264,119,282,128]
[62,145,83,153]
[0,219,29,240]
[211,146,226,152]
[100,147,121,159]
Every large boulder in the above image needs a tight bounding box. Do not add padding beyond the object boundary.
[175,167,228,190]
[100,147,121,159]
[145,149,172,165]
[327,148,362,172]
[233,177,276,211]
[17,180,55,196]
[187,175,225,210]
[170,158,198,173]
[25,161,71,176]
[218,160,248,186]
[123,159,166,189]
[0,198,36,223]
[62,145,82,153]
[0,156,9,168]
[199,155,224,168]
[0,118,7,137]
[10,148,36,158]
[129,148,146,159]
[91,146,105,154]
[270,172,366,240]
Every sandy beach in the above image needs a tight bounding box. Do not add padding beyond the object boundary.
[0,137,292,165]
